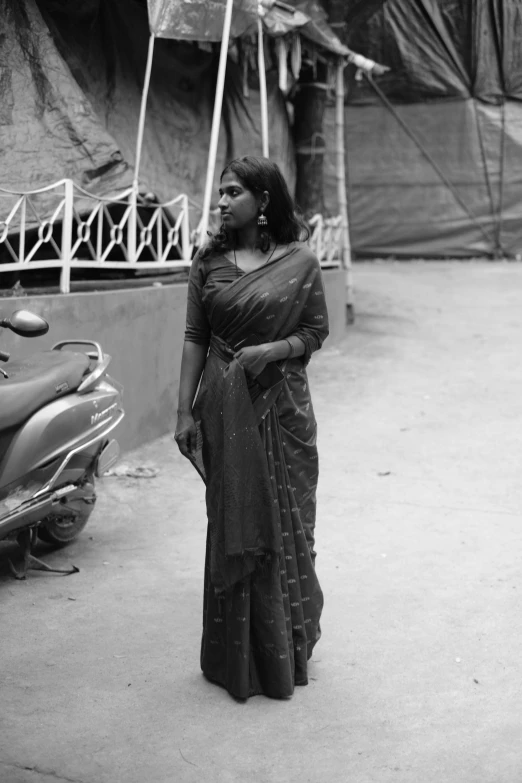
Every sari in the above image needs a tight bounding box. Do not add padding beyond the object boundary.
[184,242,329,700]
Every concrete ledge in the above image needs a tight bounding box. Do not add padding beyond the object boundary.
[2,268,346,451]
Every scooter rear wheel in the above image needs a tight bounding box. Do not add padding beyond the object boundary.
[38,498,95,545]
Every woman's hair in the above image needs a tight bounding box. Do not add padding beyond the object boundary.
[200,156,309,258]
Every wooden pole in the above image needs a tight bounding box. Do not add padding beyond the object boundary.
[335,60,353,315]
[199,0,235,244]
[293,69,327,217]
[257,16,269,158]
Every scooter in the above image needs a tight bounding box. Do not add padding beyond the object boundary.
[0,309,124,579]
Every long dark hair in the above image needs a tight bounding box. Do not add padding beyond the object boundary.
[200,156,309,259]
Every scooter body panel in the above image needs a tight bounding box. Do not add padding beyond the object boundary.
[0,378,123,489]
[0,321,124,561]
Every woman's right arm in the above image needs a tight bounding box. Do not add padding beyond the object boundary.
[175,340,208,459]
[175,251,210,459]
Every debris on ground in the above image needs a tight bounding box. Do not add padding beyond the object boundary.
[104,464,159,479]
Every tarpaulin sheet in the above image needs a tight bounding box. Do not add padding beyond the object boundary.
[323,0,522,257]
[263,0,348,55]
[148,0,258,41]
[149,0,348,55]
[325,99,522,257]
[261,5,310,37]
[290,1,349,56]
[0,0,131,196]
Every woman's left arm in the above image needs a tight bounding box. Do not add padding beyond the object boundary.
[284,257,329,364]
[234,338,301,377]
[235,257,329,374]
[261,334,306,362]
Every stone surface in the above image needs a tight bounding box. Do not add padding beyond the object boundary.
[1,261,521,783]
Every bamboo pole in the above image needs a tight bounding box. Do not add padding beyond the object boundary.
[257,16,269,158]
[133,34,156,192]
[335,60,353,314]
[130,34,156,262]
[199,0,235,244]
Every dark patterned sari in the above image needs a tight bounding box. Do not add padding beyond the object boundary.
[184,242,329,700]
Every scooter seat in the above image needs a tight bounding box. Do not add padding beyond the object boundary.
[0,350,91,431]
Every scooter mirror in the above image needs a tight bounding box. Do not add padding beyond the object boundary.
[1,309,49,337]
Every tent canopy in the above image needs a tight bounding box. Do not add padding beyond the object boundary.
[148,0,258,41]
[148,0,349,55]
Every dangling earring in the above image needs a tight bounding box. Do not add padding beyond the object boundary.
[215,223,228,244]
[258,211,268,227]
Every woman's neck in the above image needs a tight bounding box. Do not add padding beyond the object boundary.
[235,224,266,252]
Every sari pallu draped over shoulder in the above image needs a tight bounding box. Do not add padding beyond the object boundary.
[189,243,329,699]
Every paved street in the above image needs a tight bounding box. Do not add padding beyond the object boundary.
[1,261,521,783]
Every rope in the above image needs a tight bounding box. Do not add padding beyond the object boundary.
[496,100,506,258]
[473,99,502,255]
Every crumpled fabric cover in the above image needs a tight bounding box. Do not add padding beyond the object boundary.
[148,0,258,41]
[0,0,130,196]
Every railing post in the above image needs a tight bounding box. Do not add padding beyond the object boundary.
[181,195,191,262]
[128,188,138,263]
[315,214,324,262]
[60,179,73,294]
[19,196,26,263]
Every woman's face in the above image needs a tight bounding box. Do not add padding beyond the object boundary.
[218,172,263,231]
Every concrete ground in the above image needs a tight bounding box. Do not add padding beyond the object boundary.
[1,261,521,783]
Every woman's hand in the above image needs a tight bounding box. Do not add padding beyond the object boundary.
[174,411,197,460]
[233,344,270,378]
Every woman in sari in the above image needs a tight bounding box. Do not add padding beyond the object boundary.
[175,156,329,700]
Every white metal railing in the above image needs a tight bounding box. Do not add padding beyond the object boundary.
[0,180,342,294]
[0,180,207,293]
[308,213,343,268]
